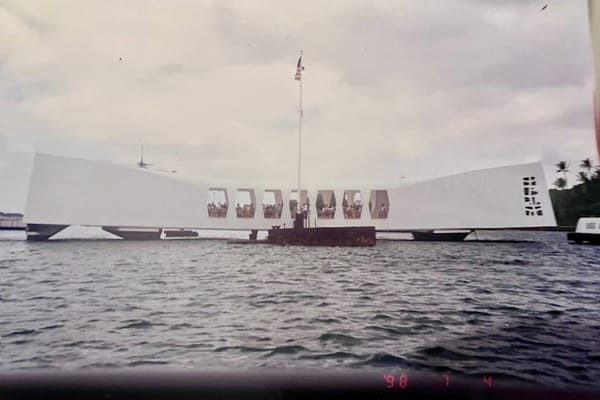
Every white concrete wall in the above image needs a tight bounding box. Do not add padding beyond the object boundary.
[24,153,556,230]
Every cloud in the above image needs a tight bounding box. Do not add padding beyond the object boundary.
[2,80,51,103]
[154,63,184,76]
[0,1,49,33]
[0,0,596,212]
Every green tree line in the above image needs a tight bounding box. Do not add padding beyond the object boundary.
[550,158,600,226]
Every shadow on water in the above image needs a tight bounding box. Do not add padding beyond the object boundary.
[405,312,600,387]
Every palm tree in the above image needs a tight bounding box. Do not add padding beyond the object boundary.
[592,166,600,181]
[576,171,589,184]
[553,177,567,190]
[579,158,593,178]
[555,161,569,186]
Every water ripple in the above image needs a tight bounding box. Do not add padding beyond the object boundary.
[0,230,599,388]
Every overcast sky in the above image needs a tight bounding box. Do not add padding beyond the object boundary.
[0,0,596,212]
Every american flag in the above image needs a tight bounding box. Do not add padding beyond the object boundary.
[294,53,304,81]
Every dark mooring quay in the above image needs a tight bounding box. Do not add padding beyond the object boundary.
[265,213,376,247]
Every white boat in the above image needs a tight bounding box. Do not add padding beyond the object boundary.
[567,217,600,244]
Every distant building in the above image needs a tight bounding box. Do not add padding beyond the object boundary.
[0,212,24,228]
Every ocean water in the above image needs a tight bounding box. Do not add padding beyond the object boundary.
[0,230,599,388]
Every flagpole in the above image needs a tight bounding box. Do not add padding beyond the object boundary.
[297,50,303,215]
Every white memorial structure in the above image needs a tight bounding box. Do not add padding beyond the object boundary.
[23,154,556,240]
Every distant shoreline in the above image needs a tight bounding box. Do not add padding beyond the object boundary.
[0,211,24,230]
